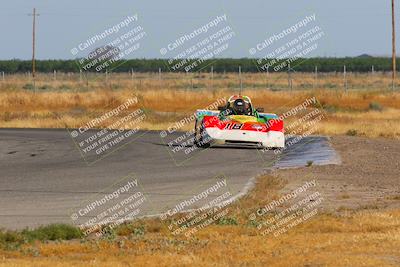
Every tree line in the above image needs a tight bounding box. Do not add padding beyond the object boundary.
[0,57,396,73]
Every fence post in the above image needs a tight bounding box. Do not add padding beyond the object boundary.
[158,68,162,89]
[239,66,243,94]
[288,63,293,91]
[343,65,347,92]
[53,70,57,81]
[1,71,4,82]
[211,65,213,90]
[131,69,135,89]
[314,66,318,89]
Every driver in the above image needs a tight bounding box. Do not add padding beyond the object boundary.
[223,97,252,116]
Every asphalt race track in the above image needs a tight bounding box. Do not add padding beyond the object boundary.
[0,128,340,230]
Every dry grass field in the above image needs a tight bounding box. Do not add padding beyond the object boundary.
[0,72,399,138]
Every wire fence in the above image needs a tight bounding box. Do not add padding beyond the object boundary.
[0,69,398,92]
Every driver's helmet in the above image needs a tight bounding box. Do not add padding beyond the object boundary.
[227,95,252,115]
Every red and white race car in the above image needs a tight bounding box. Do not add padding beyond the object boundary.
[194,95,284,148]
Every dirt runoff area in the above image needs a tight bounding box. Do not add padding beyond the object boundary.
[276,135,400,212]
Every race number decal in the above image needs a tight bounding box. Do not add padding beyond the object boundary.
[224,123,243,130]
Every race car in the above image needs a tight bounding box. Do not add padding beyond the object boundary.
[194,95,284,148]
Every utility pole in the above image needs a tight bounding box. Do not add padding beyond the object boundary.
[392,0,396,90]
[28,8,39,88]
[239,66,243,95]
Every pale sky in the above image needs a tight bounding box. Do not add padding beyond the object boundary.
[0,0,395,59]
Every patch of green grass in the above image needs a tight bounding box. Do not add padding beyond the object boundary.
[3,111,11,121]
[325,83,337,89]
[369,102,383,111]
[115,224,145,237]
[323,104,339,113]
[270,87,281,92]
[346,129,358,136]
[0,224,82,250]
[0,231,25,250]
[385,195,400,200]
[109,84,121,90]
[39,84,53,90]
[321,103,361,113]
[58,84,71,90]
[22,83,35,90]
[21,224,82,242]
[246,219,260,228]
[101,227,117,241]
[217,216,238,226]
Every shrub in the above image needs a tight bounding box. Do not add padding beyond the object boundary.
[369,102,383,111]
[217,217,238,226]
[346,129,358,136]
[22,83,34,90]
[3,111,11,121]
[323,105,339,113]
[0,231,24,250]
[39,84,53,90]
[0,224,81,250]
[116,224,145,236]
[58,84,71,90]
[21,224,82,242]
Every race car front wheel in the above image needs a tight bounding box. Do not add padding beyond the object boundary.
[194,119,210,148]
